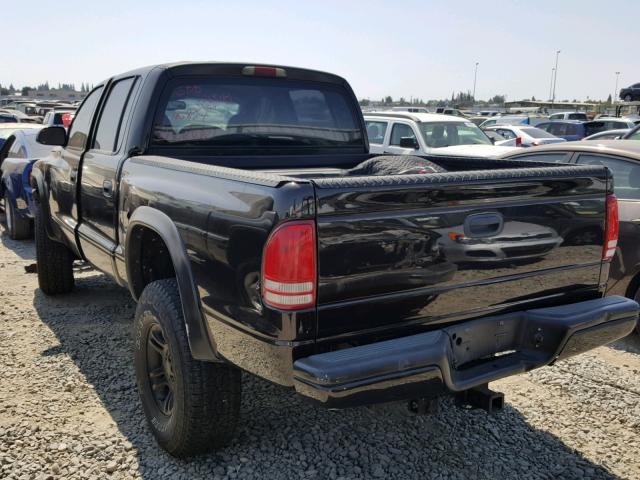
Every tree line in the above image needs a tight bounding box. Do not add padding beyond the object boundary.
[360,92,507,108]
[360,93,616,108]
[0,82,94,96]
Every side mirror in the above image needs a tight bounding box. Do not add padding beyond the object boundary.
[36,126,67,146]
[399,136,419,149]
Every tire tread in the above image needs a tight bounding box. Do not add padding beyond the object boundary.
[136,279,241,457]
[34,205,74,294]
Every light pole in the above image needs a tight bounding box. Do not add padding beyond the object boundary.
[472,62,479,102]
[551,50,560,108]
[549,68,555,101]
[614,71,620,104]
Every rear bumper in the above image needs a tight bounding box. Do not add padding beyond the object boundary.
[293,296,638,408]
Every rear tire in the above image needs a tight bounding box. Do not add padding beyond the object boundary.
[34,204,74,294]
[4,193,31,240]
[134,279,241,457]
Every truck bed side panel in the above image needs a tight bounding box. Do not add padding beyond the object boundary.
[118,157,317,385]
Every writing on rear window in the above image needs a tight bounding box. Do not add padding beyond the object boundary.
[152,79,362,150]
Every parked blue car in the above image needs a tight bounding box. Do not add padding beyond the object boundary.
[535,120,587,141]
[537,118,636,141]
[0,127,52,239]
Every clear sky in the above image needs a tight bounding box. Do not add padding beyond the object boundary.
[3,0,639,101]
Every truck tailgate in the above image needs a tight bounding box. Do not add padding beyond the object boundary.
[312,165,610,340]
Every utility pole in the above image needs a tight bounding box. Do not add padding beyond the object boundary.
[614,71,620,104]
[549,68,555,101]
[472,62,479,103]
[551,50,560,109]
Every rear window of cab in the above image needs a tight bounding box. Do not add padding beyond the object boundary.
[152,78,363,150]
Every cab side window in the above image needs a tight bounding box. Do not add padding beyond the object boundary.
[548,123,568,136]
[92,77,136,153]
[576,154,640,200]
[67,86,104,151]
[496,128,516,140]
[389,123,417,146]
[506,153,571,164]
[365,121,388,145]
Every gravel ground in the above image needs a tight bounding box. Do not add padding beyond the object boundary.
[1,228,639,480]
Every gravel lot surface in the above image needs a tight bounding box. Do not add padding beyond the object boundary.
[1,229,639,480]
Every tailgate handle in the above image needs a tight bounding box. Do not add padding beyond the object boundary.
[464,213,504,238]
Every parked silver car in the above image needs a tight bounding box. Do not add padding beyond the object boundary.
[582,129,630,141]
[483,125,566,147]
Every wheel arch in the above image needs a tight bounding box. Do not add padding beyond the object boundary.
[624,268,640,300]
[126,206,218,361]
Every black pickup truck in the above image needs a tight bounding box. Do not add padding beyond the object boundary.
[31,62,638,457]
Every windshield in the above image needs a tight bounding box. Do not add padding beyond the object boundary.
[152,78,363,151]
[521,127,556,139]
[419,121,491,147]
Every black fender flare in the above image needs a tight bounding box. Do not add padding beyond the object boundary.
[29,167,61,241]
[126,206,218,361]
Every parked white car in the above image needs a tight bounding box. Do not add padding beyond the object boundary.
[483,125,566,147]
[548,112,589,121]
[364,112,518,157]
[482,129,519,147]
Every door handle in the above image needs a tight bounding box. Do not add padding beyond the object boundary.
[69,170,77,182]
[102,180,113,198]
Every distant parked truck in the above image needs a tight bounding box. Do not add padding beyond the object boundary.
[435,107,466,117]
[620,83,640,102]
[42,108,76,128]
[364,112,517,157]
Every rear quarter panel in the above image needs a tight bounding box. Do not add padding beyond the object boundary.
[118,156,318,385]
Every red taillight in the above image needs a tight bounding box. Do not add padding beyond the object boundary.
[262,221,316,310]
[603,194,619,261]
[515,137,522,147]
[61,112,74,128]
[242,66,287,78]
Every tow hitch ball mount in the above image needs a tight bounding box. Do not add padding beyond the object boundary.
[455,384,505,413]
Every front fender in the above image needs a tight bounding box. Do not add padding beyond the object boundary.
[1,158,28,203]
[125,206,218,362]
[29,166,63,241]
